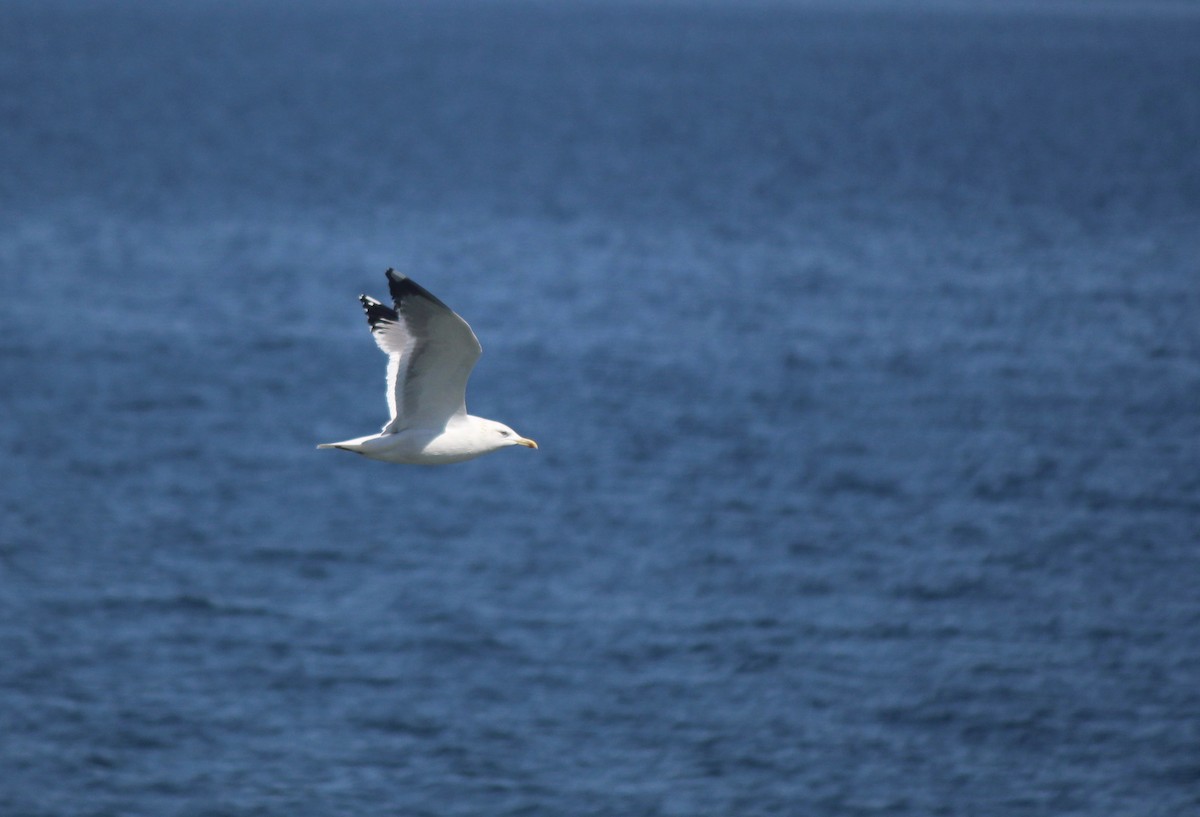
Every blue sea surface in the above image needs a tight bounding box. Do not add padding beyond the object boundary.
[2,1,1199,814]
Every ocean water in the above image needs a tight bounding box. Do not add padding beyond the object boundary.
[2,1,1199,814]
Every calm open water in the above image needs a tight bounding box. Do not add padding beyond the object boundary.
[2,1,1199,815]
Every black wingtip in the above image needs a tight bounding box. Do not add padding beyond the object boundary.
[359,293,398,330]
[384,268,451,311]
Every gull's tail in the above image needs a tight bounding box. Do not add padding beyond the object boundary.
[317,435,374,453]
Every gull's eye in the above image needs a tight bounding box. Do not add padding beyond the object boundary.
[499,430,510,437]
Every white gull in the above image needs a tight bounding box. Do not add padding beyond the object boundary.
[318,269,538,464]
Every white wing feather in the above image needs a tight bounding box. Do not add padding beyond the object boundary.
[359,271,482,433]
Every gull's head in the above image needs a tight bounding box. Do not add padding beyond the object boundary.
[487,420,538,451]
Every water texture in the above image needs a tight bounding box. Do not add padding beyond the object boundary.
[1,1,1198,815]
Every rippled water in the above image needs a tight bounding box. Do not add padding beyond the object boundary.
[2,1,1199,815]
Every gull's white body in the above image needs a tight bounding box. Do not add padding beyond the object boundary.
[318,269,537,465]
[321,415,525,464]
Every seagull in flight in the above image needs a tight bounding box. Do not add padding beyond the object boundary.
[318,269,538,464]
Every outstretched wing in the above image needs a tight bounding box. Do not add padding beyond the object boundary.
[359,269,483,433]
